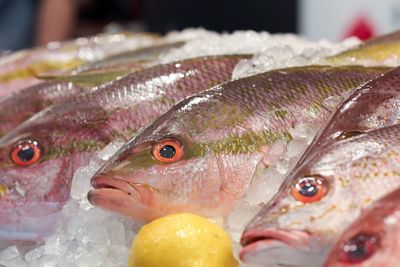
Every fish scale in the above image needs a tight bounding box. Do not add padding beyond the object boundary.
[87,65,388,225]
[0,41,185,138]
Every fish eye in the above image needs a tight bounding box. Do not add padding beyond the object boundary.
[152,138,183,163]
[10,140,41,167]
[291,175,328,203]
[339,130,364,140]
[338,233,379,264]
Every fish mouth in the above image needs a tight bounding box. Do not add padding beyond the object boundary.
[90,175,144,197]
[88,175,156,222]
[240,229,325,267]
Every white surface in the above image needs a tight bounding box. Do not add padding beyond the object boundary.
[300,0,400,41]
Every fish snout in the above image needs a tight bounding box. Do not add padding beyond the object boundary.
[89,175,144,201]
[88,175,156,222]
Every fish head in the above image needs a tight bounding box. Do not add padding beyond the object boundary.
[324,189,400,267]
[240,125,400,267]
[0,105,107,241]
[89,91,262,222]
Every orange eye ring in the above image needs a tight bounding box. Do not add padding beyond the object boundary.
[291,175,328,203]
[10,140,41,167]
[152,138,184,163]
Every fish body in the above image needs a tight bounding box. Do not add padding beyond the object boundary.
[87,65,387,223]
[324,188,400,267]
[240,124,400,267]
[0,55,246,242]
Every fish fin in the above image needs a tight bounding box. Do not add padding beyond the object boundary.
[36,69,132,86]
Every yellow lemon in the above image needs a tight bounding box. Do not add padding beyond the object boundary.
[128,213,238,267]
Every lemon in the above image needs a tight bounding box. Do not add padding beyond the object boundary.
[128,213,238,267]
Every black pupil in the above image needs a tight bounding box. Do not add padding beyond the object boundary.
[159,145,176,159]
[343,234,376,262]
[299,180,318,197]
[17,146,35,162]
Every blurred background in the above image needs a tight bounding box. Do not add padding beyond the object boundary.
[1,0,400,50]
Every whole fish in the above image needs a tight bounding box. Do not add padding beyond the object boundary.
[295,65,400,174]
[324,188,400,267]
[0,32,160,96]
[240,124,400,267]
[87,65,387,223]
[0,54,247,242]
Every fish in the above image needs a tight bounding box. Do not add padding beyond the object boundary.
[0,32,160,96]
[0,54,247,242]
[0,41,186,138]
[240,124,400,267]
[324,188,400,267]
[87,65,388,223]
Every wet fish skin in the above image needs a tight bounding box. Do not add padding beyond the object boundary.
[324,188,400,267]
[0,55,247,242]
[88,65,388,223]
[0,64,146,139]
[0,41,185,137]
[295,65,400,172]
[328,29,400,63]
[240,124,400,267]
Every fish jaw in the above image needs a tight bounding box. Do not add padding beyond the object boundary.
[240,228,329,267]
[88,176,159,222]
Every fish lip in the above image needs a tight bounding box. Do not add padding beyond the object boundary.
[88,175,157,222]
[240,229,311,261]
[89,175,155,205]
[90,175,140,197]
